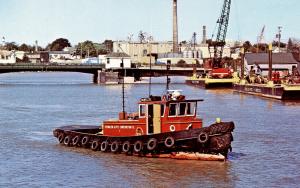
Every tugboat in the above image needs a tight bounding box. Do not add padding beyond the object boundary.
[233,45,300,100]
[53,62,235,159]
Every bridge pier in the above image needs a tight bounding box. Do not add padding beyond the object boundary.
[94,70,120,84]
[93,72,98,84]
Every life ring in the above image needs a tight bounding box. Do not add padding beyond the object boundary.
[198,132,209,143]
[63,135,71,146]
[133,140,143,153]
[91,140,99,151]
[136,127,143,136]
[147,138,157,151]
[169,125,176,132]
[100,141,108,152]
[111,141,119,153]
[58,133,64,143]
[164,136,175,148]
[122,141,131,153]
[72,136,80,146]
[81,136,90,147]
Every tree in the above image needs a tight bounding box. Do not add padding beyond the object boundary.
[253,43,268,53]
[18,43,33,52]
[4,42,18,51]
[243,41,252,52]
[75,40,97,58]
[48,38,71,51]
[272,40,286,48]
[287,38,293,53]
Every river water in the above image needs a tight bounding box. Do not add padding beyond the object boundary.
[0,72,299,188]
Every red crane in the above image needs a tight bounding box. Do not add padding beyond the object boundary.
[207,0,232,78]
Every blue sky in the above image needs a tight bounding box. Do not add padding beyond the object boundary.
[0,0,299,47]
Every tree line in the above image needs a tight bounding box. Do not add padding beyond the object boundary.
[1,38,113,58]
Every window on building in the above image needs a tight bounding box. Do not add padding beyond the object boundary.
[179,103,186,116]
[143,49,147,56]
[186,102,196,115]
[139,104,146,117]
[169,103,177,116]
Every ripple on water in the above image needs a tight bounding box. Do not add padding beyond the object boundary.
[1,73,300,187]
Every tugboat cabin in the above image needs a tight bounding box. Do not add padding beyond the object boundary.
[102,91,203,137]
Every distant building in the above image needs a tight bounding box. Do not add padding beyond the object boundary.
[113,41,237,65]
[26,51,49,63]
[0,50,16,64]
[49,51,75,63]
[113,41,173,65]
[244,52,299,76]
[101,52,131,69]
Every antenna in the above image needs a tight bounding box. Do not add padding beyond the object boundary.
[118,44,126,118]
[121,57,125,117]
[148,36,153,97]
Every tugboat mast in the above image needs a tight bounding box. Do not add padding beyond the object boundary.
[148,38,152,97]
[121,57,125,117]
[166,60,171,91]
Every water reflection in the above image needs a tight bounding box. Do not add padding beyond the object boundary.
[56,145,234,187]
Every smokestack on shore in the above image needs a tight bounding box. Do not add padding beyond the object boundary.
[202,25,207,44]
[173,0,178,53]
[35,40,38,52]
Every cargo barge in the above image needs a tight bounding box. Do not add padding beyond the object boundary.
[233,82,300,100]
[234,45,300,100]
[186,72,239,89]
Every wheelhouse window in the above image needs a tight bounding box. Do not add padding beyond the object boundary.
[179,103,186,116]
[139,104,146,117]
[169,103,177,116]
[186,102,196,115]
[161,104,165,117]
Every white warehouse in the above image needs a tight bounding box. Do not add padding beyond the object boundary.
[100,52,132,69]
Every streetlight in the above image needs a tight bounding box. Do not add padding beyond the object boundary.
[277,26,282,52]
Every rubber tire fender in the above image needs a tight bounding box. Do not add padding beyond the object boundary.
[58,133,65,144]
[81,136,90,147]
[147,138,158,151]
[91,140,99,151]
[164,136,175,148]
[72,136,80,146]
[63,135,72,146]
[100,141,109,152]
[198,132,209,144]
[122,141,131,153]
[111,141,119,153]
[133,140,143,153]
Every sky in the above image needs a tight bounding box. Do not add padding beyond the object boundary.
[0,0,299,47]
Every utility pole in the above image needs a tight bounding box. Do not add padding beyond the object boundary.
[80,43,83,59]
[268,44,273,81]
[240,47,245,80]
[148,37,153,97]
[277,26,282,52]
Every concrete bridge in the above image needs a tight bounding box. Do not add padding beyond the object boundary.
[0,63,204,83]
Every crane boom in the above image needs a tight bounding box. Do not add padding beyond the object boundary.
[208,0,231,68]
[258,25,265,44]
